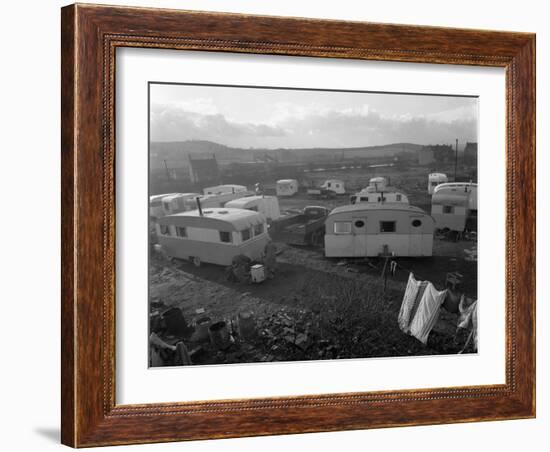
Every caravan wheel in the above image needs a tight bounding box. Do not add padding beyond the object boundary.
[192,256,202,267]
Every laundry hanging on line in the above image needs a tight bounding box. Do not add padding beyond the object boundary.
[458,296,478,352]
[398,273,448,345]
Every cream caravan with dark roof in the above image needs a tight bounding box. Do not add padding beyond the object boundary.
[156,208,269,266]
[324,204,434,257]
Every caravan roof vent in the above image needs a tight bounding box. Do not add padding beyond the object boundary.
[218,210,229,214]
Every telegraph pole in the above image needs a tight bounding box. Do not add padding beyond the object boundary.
[454,138,458,181]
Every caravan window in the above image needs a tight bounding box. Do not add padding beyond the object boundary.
[380,221,396,233]
[334,221,352,234]
[443,205,454,214]
[254,223,264,236]
[159,224,170,236]
[219,231,232,243]
[175,226,187,238]
[241,228,252,241]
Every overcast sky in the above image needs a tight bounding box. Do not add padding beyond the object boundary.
[150,83,478,149]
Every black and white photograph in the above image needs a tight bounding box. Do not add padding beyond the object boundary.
[148,82,479,367]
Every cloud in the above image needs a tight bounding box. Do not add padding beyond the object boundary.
[150,104,286,144]
[150,102,476,148]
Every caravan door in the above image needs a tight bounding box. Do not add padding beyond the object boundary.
[352,217,368,257]
[409,215,424,256]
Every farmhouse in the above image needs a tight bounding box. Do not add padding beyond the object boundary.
[463,142,478,165]
[188,154,220,186]
[417,147,435,165]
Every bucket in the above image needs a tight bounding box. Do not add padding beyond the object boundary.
[238,311,257,341]
[162,307,188,337]
[209,320,230,350]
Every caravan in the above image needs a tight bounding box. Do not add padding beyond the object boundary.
[276,179,299,197]
[350,189,409,205]
[433,182,477,213]
[149,193,178,219]
[321,179,346,194]
[161,193,201,215]
[324,203,434,258]
[203,184,248,195]
[156,207,270,267]
[225,195,281,221]
[428,173,448,194]
[431,185,474,232]
[368,176,388,192]
[184,191,254,211]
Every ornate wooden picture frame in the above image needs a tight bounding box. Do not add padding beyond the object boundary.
[61,3,535,447]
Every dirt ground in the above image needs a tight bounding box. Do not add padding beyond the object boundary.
[149,168,478,367]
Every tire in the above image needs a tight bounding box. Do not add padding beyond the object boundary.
[192,256,201,267]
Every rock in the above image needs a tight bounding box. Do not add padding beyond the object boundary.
[283,335,295,344]
[295,333,309,350]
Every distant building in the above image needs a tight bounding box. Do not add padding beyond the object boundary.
[463,142,478,164]
[426,144,455,164]
[418,147,435,165]
[188,154,220,185]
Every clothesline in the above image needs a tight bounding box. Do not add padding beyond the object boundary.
[389,260,446,291]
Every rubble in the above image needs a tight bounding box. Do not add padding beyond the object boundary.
[148,234,476,366]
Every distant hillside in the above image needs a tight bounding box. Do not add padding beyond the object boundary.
[149,140,424,169]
